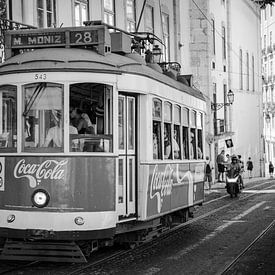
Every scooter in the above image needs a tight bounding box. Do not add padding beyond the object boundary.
[226,170,240,198]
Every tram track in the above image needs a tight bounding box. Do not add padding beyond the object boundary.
[1,181,273,275]
[220,219,275,275]
[66,182,275,275]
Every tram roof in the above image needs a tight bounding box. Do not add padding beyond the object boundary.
[0,48,205,101]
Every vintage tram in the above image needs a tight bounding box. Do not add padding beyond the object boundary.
[0,24,206,262]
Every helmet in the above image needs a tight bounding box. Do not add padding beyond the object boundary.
[231,155,237,161]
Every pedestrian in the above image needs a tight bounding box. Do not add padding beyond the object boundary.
[224,153,231,171]
[216,150,225,182]
[205,156,214,190]
[246,157,253,179]
[237,155,245,189]
[269,161,274,178]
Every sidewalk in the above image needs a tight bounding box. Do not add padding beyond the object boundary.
[205,176,270,190]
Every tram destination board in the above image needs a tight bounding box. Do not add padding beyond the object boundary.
[10,29,99,48]
[5,25,109,56]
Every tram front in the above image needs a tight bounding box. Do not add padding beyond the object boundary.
[0,26,118,262]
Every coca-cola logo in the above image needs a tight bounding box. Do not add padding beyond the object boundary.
[149,164,193,213]
[14,159,68,188]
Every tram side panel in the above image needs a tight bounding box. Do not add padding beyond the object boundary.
[138,162,204,220]
[0,156,117,239]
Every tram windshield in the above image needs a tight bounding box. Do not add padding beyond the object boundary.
[19,82,113,153]
[23,83,64,152]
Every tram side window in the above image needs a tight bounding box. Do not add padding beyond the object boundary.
[173,105,181,159]
[182,108,189,159]
[197,112,203,159]
[190,110,197,159]
[164,102,172,160]
[152,98,162,159]
[69,83,113,153]
[0,85,17,151]
[23,83,63,152]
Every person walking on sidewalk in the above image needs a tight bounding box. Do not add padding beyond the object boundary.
[216,150,225,182]
[246,157,253,179]
[205,156,214,190]
[269,161,274,178]
[238,155,245,189]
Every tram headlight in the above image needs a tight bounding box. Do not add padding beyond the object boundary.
[7,214,15,223]
[31,189,50,208]
[74,216,85,226]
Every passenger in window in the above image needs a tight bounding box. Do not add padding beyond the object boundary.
[70,107,94,134]
[43,110,62,147]
[173,130,180,159]
[153,132,159,159]
[164,126,171,159]
[190,132,195,159]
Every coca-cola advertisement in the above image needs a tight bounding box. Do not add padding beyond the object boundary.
[0,157,115,212]
[147,162,204,217]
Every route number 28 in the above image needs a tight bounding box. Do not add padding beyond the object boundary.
[34,73,47,80]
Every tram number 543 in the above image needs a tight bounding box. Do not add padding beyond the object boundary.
[34,73,47,80]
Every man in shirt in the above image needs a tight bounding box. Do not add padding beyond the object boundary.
[216,150,225,182]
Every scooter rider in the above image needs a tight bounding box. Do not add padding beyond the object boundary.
[227,155,241,179]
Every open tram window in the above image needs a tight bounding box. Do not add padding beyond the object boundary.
[190,110,197,159]
[173,105,181,159]
[197,112,203,159]
[182,108,189,159]
[0,85,17,152]
[69,83,113,153]
[23,83,63,152]
[152,98,162,159]
[164,102,172,160]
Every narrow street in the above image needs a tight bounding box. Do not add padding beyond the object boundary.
[1,178,274,275]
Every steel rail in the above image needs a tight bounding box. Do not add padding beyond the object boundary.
[66,183,275,275]
[220,219,275,275]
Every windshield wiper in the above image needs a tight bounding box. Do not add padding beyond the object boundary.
[23,82,46,117]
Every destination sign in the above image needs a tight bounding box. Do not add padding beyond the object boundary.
[10,29,100,48]
[11,32,66,47]
[5,25,110,57]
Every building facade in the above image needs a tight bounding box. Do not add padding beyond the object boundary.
[182,0,263,177]
[1,0,264,177]
[261,3,275,176]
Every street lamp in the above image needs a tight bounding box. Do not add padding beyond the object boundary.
[152,44,162,63]
[211,89,234,111]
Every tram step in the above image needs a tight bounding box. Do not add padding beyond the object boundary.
[0,240,87,263]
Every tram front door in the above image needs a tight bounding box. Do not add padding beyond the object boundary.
[117,94,136,218]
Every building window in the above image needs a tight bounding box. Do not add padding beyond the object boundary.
[252,55,255,91]
[247,52,249,91]
[126,0,136,32]
[240,49,243,90]
[222,26,226,59]
[162,13,170,62]
[74,0,88,26]
[145,5,154,33]
[37,0,56,28]
[104,0,115,26]
[211,19,215,55]
[270,31,273,47]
